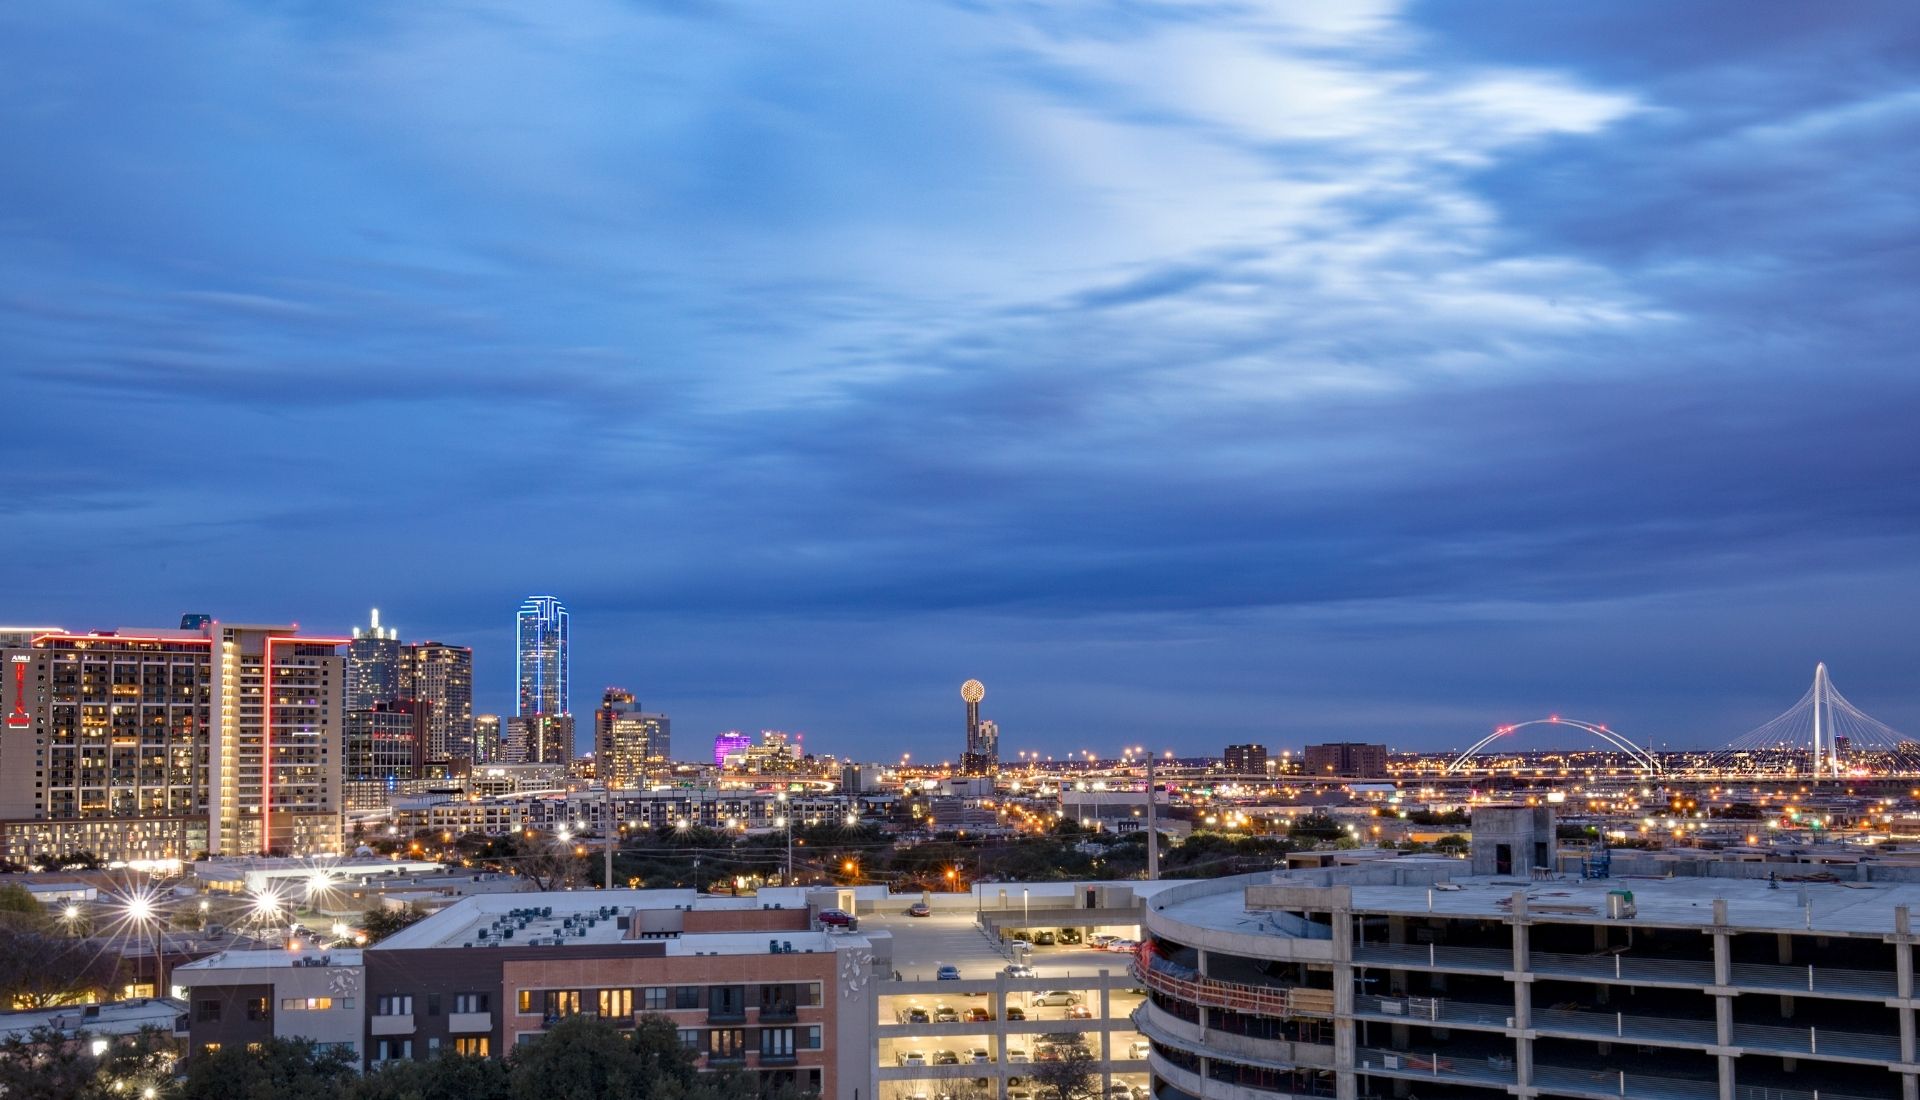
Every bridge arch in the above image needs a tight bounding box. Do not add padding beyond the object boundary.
[1444,717,1662,775]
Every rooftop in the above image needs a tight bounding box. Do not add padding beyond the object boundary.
[0,998,184,1042]
[175,948,364,973]
[372,888,823,951]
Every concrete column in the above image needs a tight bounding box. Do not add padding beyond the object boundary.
[1717,1053,1735,1100]
[1195,947,1208,979]
[1713,919,1734,1052]
[1334,906,1357,1100]
[1511,896,1533,1094]
[1098,970,1113,1096]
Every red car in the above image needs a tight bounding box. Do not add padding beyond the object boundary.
[817,909,855,927]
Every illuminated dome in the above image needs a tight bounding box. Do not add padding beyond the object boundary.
[960,679,985,704]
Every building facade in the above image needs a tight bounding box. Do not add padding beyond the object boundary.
[503,714,573,767]
[514,596,569,719]
[342,702,427,813]
[1301,742,1387,778]
[472,714,501,764]
[346,610,402,712]
[0,620,345,862]
[401,641,474,764]
[1223,743,1269,775]
[595,689,671,789]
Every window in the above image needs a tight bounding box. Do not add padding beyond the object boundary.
[200,1043,221,1055]
[598,988,632,1018]
[674,986,701,1010]
[642,987,668,1011]
[245,997,270,1021]
[517,989,535,1014]
[375,995,413,1017]
[677,1029,700,1050]
[374,1038,412,1062]
[709,986,745,1018]
[761,1028,795,1056]
[802,982,822,1007]
[801,1026,822,1050]
[543,990,581,1018]
[280,997,334,1011]
[708,1028,746,1061]
[454,993,488,1014]
[195,1000,221,1022]
[427,994,441,1017]
[454,1037,490,1057]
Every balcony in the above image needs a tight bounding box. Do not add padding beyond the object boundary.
[759,1052,799,1066]
[448,1012,491,1034]
[370,1014,415,1036]
[758,1003,799,1022]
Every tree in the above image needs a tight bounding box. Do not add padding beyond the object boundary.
[344,1053,511,1100]
[182,1037,357,1100]
[359,904,427,944]
[0,883,46,932]
[1031,1042,1100,1100]
[506,1014,648,1100]
[0,928,125,1008]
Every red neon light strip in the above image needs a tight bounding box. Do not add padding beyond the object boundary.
[6,662,29,727]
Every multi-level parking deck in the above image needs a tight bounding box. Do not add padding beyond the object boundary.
[1138,864,1920,1100]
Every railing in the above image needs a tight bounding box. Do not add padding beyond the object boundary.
[1729,961,1898,999]
[1733,1021,1900,1062]
[1352,942,1511,973]
[1355,993,1511,1030]
[1132,955,1307,1019]
[1356,1046,1517,1089]
[1737,1086,1891,1100]
[1531,1062,1718,1100]
[1533,1006,1718,1048]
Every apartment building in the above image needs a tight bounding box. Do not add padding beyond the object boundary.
[1135,807,1920,1100]
[0,621,345,862]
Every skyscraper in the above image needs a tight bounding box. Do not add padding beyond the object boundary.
[505,714,573,766]
[595,688,670,789]
[514,595,569,718]
[400,641,474,763]
[473,714,501,764]
[346,609,402,711]
[342,701,426,812]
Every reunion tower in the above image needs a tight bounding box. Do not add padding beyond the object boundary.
[960,679,998,776]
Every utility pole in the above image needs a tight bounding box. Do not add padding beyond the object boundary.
[1146,751,1160,881]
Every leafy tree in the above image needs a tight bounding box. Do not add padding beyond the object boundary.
[0,883,46,932]
[505,1014,647,1100]
[359,904,427,944]
[182,1037,357,1100]
[344,1053,511,1100]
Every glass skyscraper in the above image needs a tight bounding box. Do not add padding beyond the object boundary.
[515,595,570,717]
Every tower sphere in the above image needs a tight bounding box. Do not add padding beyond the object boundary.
[960,679,985,704]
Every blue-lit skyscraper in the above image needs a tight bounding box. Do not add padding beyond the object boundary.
[515,595,570,718]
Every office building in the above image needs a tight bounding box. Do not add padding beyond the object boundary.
[1223,742,1268,775]
[713,731,753,767]
[342,702,426,813]
[1303,741,1387,777]
[514,596,569,718]
[401,641,474,763]
[0,620,345,862]
[1133,807,1920,1100]
[595,688,671,789]
[346,609,402,711]
[503,714,573,767]
[473,714,501,764]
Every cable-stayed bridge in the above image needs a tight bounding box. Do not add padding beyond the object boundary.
[1440,664,1919,779]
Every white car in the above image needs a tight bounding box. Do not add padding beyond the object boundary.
[1109,1086,1138,1100]
[1008,938,1032,952]
[1004,963,1037,978]
[1128,1040,1150,1059]
[1008,1091,1034,1100]
[1030,990,1082,1006]
[968,1048,992,1064]
[1088,933,1119,947]
[1005,1047,1030,1063]
[896,1050,927,1067]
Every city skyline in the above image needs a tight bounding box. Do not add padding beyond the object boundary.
[4,4,1919,755]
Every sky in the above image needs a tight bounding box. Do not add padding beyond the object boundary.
[3,1,1918,760]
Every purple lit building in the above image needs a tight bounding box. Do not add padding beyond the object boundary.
[712,730,752,766]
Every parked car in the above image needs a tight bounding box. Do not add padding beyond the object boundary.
[1065,1004,1093,1019]
[905,1007,930,1023]
[1109,1086,1139,1100]
[907,902,931,917]
[968,1048,992,1064]
[897,1050,927,1067]
[1057,928,1083,944]
[1005,1047,1030,1063]
[1087,933,1119,947]
[1004,1006,1026,1020]
[1105,938,1140,953]
[964,1006,993,1022]
[1007,938,1032,953]
[1030,990,1082,1007]
[933,1004,959,1022]
[1008,1090,1035,1100]
[1128,1040,1151,1059]
[1032,930,1056,946]
[817,909,855,927]
[933,1050,960,1066]
[1003,963,1036,978]
[936,964,962,981]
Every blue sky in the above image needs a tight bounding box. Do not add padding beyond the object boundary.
[4,1,1918,760]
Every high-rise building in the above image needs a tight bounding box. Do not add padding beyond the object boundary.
[1223,743,1269,775]
[713,731,753,767]
[959,679,997,775]
[504,714,573,767]
[514,596,569,718]
[400,641,473,763]
[595,688,671,789]
[473,714,501,764]
[346,609,402,711]
[1303,741,1388,777]
[0,620,346,862]
[342,701,426,812]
